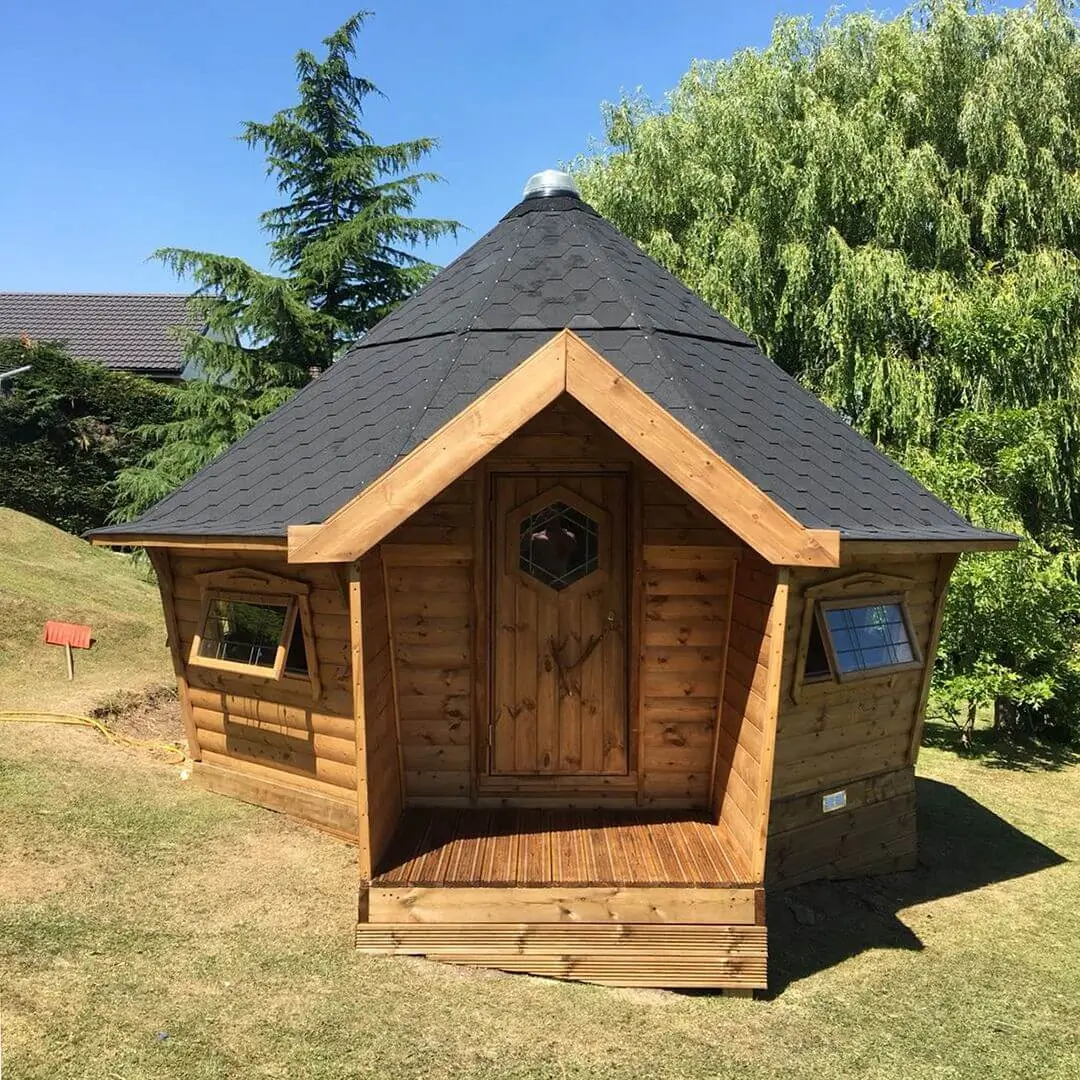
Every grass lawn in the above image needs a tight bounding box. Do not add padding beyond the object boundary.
[0,509,171,714]
[1,712,1077,1080]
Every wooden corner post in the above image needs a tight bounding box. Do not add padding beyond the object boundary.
[348,560,373,880]
[147,547,201,762]
[751,568,790,881]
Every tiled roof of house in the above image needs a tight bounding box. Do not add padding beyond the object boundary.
[0,292,192,375]
[92,188,1011,546]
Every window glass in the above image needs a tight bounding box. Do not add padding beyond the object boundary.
[519,501,599,591]
[198,598,288,669]
[823,601,914,675]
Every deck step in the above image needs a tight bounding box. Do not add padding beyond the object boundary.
[355,922,768,989]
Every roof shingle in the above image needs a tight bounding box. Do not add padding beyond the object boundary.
[93,194,1010,546]
[0,292,192,374]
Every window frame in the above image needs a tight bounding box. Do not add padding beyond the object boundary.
[815,593,923,684]
[506,484,612,600]
[791,572,925,702]
[189,589,299,680]
[187,567,321,697]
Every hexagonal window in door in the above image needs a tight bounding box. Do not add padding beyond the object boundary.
[519,501,599,591]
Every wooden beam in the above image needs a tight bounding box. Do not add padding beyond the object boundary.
[707,555,740,814]
[841,538,1018,560]
[92,534,288,552]
[354,921,768,989]
[908,553,960,764]
[563,333,840,568]
[287,333,569,563]
[349,562,373,879]
[146,548,201,762]
[368,885,760,925]
[379,549,408,813]
[471,465,489,800]
[750,569,789,881]
[630,467,646,805]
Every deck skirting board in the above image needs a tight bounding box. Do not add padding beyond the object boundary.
[355,922,768,989]
[366,885,760,924]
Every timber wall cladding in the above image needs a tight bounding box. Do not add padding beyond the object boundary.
[375,395,747,808]
[639,546,738,810]
[713,552,780,880]
[167,549,359,835]
[766,553,944,886]
[772,553,942,800]
[767,766,917,887]
[382,543,474,804]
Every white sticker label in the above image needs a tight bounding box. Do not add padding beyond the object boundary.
[822,790,847,813]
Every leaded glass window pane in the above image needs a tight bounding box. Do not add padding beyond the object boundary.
[519,501,599,591]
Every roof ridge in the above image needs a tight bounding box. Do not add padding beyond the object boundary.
[376,335,472,474]
[569,215,709,423]
[457,210,533,337]
[0,291,189,299]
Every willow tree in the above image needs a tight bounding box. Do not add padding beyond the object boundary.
[114,11,457,518]
[578,0,1080,741]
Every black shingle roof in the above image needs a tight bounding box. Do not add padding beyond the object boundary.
[93,192,1009,546]
[0,293,193,375]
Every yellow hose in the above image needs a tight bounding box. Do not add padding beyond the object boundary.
[0,712,187,765]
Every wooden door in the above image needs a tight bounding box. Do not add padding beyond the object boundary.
[490,474,628,776]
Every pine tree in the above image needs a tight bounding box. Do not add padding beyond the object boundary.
[114,12,457,518]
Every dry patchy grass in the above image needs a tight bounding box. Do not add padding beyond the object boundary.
[1,718,1077,1079]
[0,509,171,714]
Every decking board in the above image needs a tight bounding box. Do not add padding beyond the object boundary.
[372,808,747,887]
[355,922,768,989]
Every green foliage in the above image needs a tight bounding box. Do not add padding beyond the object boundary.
[113,11,457,521]
[578,0,1080,740]
[0,339,173,535]
[906,413,1080,742]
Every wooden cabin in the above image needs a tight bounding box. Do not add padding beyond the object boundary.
[92,170,1015,992]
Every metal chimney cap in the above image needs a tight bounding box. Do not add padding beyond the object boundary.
[522,169,580,200]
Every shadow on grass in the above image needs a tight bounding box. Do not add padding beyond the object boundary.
[764,777,1067,997]
[921,719,1080,773]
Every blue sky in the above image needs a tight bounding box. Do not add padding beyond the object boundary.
[0,0,849,293]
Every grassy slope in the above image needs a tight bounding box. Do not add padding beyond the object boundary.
[1,719,1077,1080]
[0,509,171,713]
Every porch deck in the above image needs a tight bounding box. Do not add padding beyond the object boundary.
[358,809,767,989]
[372,808,748,888]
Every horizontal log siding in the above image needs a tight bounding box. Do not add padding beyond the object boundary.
[639,548,738,809]
[767,766,918,887]
[486,395,628,467]
[765,554,945,886]
[383,535,475,804]
[640,465,741,548]
[772,554,943,801]
[168,550,357,834]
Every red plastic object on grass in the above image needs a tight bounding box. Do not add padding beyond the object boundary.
[44,621,93,649]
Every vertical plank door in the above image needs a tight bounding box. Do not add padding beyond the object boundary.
[491,474,628,776]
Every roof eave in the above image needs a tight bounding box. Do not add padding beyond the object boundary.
[839,535,1020,559]
[88,531,288,552]
[285,330,843,569]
